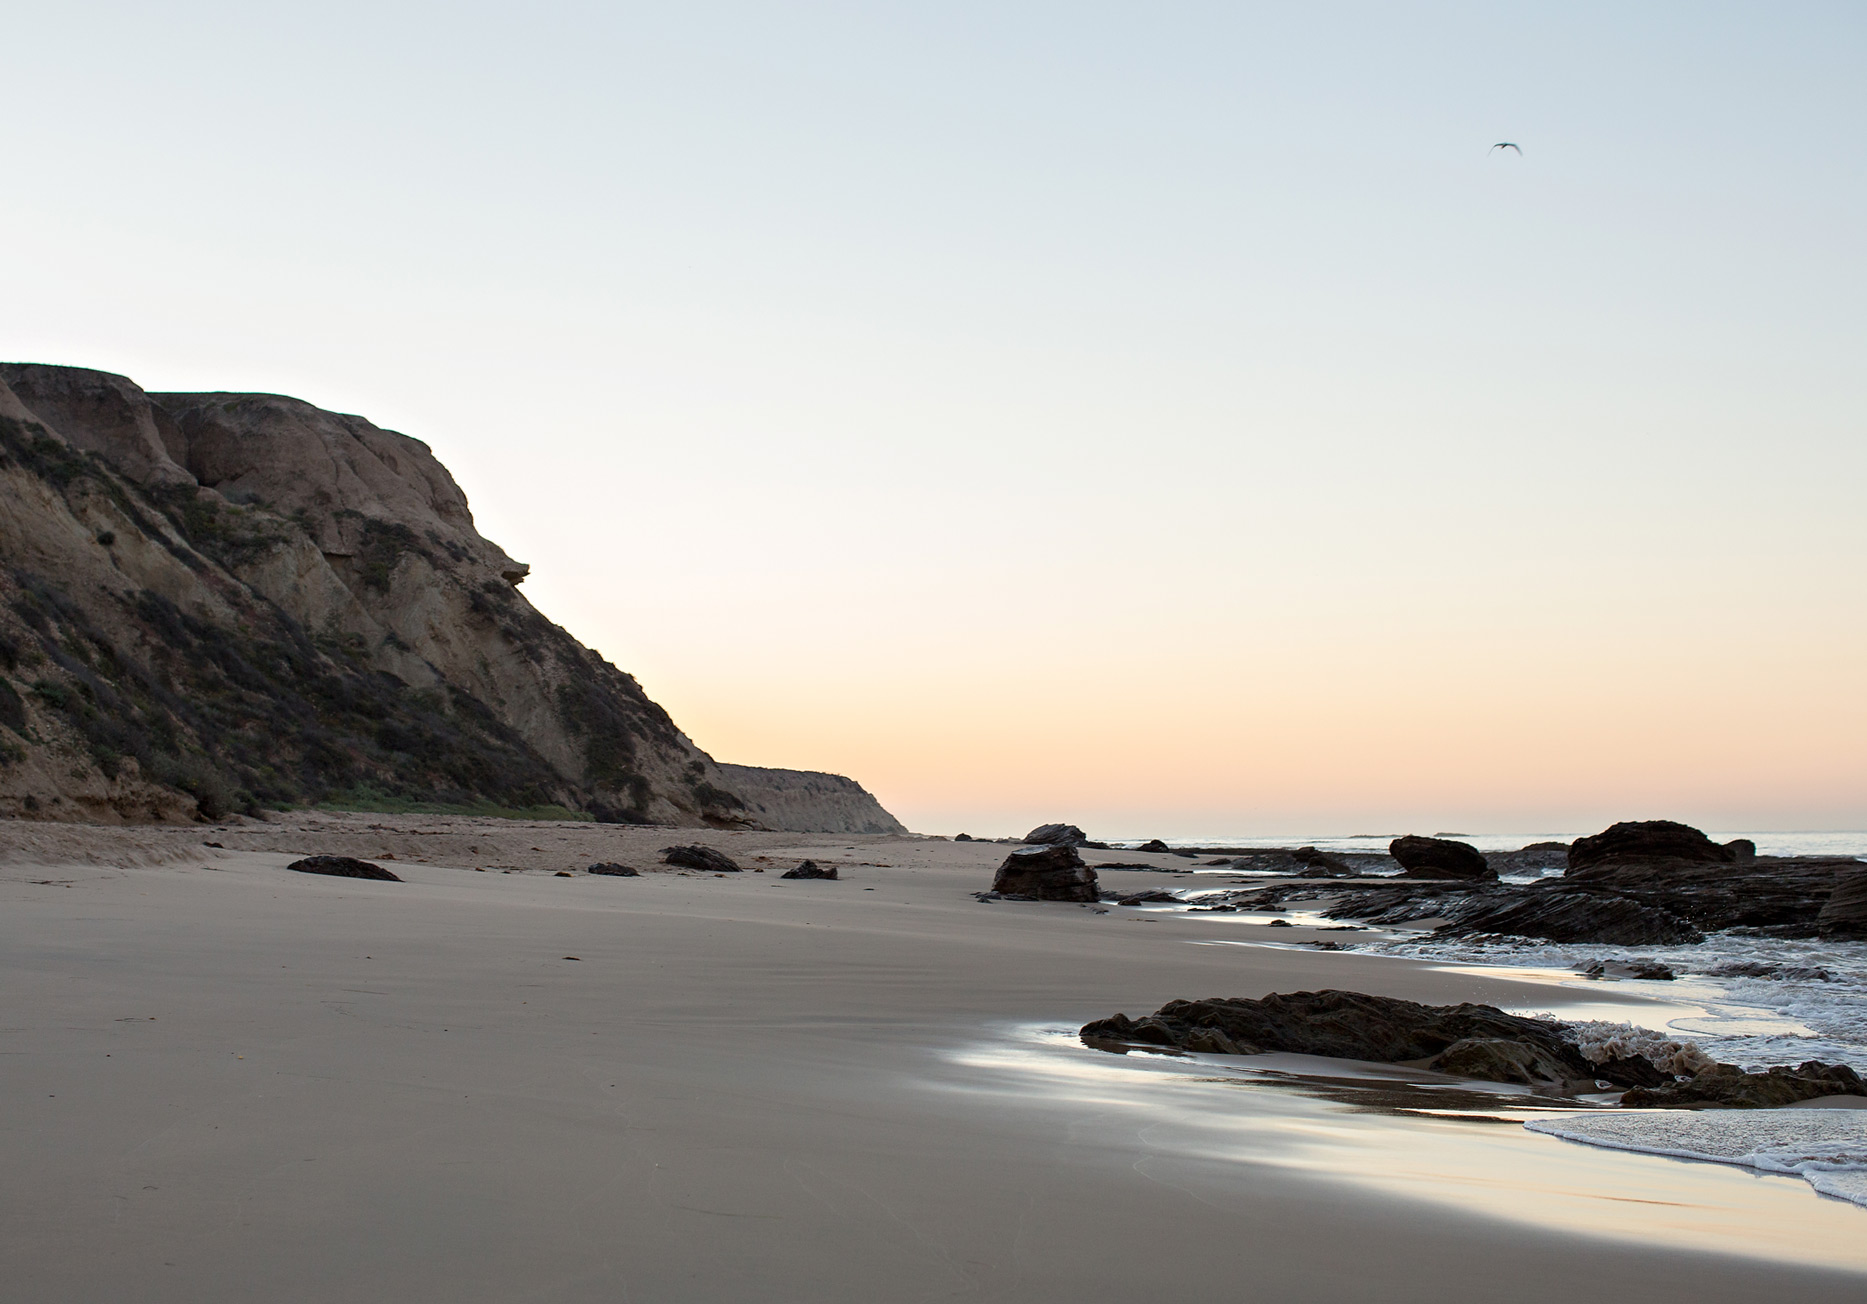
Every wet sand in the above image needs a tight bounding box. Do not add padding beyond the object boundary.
[3,815,1863,1301]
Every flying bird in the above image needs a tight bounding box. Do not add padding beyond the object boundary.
[1491,142,1522,155]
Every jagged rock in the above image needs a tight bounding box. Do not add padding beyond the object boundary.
[1429,1038,1583,1087]
[1620,1061,1867,1109]
[991,843,1099,902]
[1390,835,1494,880]
[1023,823,1087,846]
[1817,868,1867,939]
[1564,854,1861,937]
[1567,820,1734,872]
[1109,889,1180,905]
[1486,842,1569,875]
[587,862,639,877]
[1704,960,1837,982]
[781,860,838,879]
[1292,846,1356,877]
[288,855,402,882]
[1079,989,1634,1085]
[661,845,741,873]
[954,833,975,842]
[1137,839,1171,853]
[1438,887,1702,946]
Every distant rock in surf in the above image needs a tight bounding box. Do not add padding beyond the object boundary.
[1567,820,1734,872]
[1817,868,1867,939]
[1621,1061,1867,1109]
[1389,835,1494,880]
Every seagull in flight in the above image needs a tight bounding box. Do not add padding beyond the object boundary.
[1491,142,1522,155]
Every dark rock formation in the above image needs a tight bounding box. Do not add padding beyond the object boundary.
[1023,823,1087,846]
[1485,842,1569,875]
[1439,887,1703,946]
[1620,1061,1867,1109]
[954,833,975,842]
[1079,989,1639,1087]
[1574,959,1676,981]
[1108,888,1181,906]
[1390,835,1494,880]
[1137,839,1171,853]
[781,860,838,879]
[1428,1038,1579,1087]
[288,855,402,882]
[587,862,639,877]
[1567,820,1734,872]
[1817,868,1867,939]
[1564,854,1861,937]
[661,845,741,873]
[991,843,1099,902]
[1292,846,1356,877]
[1724,838,1757,863]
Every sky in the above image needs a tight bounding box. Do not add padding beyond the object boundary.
[3,2,1863,836]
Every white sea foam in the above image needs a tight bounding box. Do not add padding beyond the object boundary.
[1365,931,1867,1073]
[1526,1111,1867,1207]
[1562,1021,1715,1076]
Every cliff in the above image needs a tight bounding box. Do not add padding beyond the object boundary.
[713,764,907,835]
[0,363,905,833]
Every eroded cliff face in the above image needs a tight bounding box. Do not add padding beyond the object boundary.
[714,764,907,836]
[0,364,896,830]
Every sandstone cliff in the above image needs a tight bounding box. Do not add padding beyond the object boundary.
[713,764,907,835]
[0,363,904,832]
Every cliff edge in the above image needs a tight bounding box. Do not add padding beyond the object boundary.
[0,363,905,833]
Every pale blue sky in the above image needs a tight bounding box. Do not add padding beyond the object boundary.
[5,3,1863,833]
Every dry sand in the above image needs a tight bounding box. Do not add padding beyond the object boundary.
[3,813,1864,1301]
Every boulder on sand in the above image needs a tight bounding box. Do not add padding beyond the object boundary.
[1023,823,1088,847]
[991,843,1099,902]
[587,862,639,877]
[1389,835,1494,880]
[661,845,742,873]
[1137,839,1171,853]
[1567,820,1733,873]
[781,860,838,880]
[288,855,402,882]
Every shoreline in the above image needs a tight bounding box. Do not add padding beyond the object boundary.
[3,817,1864,1299]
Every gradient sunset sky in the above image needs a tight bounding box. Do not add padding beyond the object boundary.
[5,2,1862,835]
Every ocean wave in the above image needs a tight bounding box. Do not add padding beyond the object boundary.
[1526,1112,1867,1207]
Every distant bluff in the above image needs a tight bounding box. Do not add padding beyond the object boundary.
[0,363,904,834]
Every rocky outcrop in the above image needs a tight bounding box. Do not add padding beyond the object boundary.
[1620,1061,1867,1109]
[1438,886,1703,946]
[1817,869,1867,939]
[781,860,838,879]
[587,862,639,877]
[1079,990,1640,1088]
[1023,823,1087,846]
[662,845,742,873]
[990,843,1099,902]
[1390,835,1493,880]
[0,363,902,830]
[713,764,905,835]
[288,855,401,882]
[1567,820,1736,872]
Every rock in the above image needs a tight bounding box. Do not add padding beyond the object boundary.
[661,845,742,873]
[1389,835,1494,880]
[1112,889,1181,905]
[1563,854,1862,937]
[1817,868,1867,939]
[1137,839,1171,853]
[1574,959,1676,981]
[1292,846,1356,877]
[1704,960,1837,983]
[781,860,838,879]
[712,763,906,835]
[1080,989,1622,1086]
[287,855,402,882]
[1266,918,1293,927]
[1567,820,1735,873]
[954,833,975,842]
[553,871,572,877]
[1725,838,1757,863]
[587,862,639,877]
[1438,887,1702,946]
[991,843,1100,902]
[1023,823,1087,846]
[1485,844,1569,875]
[1429,1038,1581,1087]
[1620,1061,1867,1109]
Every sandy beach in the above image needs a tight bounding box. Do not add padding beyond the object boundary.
[3,814,1863,1301]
